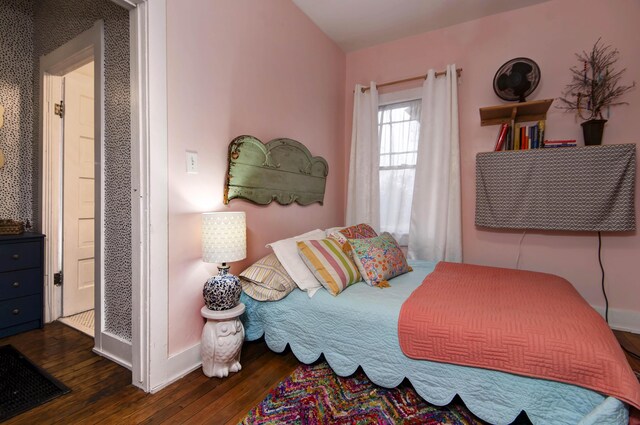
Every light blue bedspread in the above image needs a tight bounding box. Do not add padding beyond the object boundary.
[241,260,629,425]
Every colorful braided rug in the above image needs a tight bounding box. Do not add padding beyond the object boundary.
[239,361,487,425]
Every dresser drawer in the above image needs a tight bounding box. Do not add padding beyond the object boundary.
[0,269,42,301]
[0,294,41,329]
[0,242,41,272]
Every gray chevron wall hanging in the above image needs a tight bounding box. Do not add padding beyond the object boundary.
[475,144,636,232]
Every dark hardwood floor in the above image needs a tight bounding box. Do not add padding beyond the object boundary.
[1,322,299,424]
[616,330,640,377]
[1,323,639,424]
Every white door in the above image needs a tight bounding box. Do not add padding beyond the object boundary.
[62,64,95,316]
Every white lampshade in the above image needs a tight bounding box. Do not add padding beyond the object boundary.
[202,211,246,264]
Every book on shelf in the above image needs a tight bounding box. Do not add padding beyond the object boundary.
[490,120,547,152]
[521,125,529,150]
[543,140,577,148]
[495,121,545,150]
[494,123,508,151]
[530,125,539,149]
[543,139,577,148]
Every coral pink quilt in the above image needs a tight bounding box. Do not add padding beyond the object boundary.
[398,262,640,411]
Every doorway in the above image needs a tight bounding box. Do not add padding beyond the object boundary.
[55,62,96,337]
[40,22,106,353]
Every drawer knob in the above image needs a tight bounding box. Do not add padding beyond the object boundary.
[12,254,20,260]
[12,308,20,315]
[12,281,20,288]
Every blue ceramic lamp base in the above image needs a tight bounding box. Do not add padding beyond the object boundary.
[203,263,242,311]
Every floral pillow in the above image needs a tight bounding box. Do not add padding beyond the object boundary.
[328,223,377,251]
[348,232,412,287]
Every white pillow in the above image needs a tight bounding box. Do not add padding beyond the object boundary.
[266,229,326,297]
[324,226,345,237]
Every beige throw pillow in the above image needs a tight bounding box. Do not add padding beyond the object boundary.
[239,253,297,301]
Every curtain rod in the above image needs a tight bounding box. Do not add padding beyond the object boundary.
[360,67,462,93]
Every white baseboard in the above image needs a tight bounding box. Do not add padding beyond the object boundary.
[591,305,640,334]
[150,342,202,393]
[94,332,133,370]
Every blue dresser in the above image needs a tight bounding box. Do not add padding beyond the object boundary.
[0,233,45,338]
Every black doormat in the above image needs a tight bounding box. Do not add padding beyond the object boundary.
[0,345,70,422]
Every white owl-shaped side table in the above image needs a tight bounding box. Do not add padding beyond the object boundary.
[200,303,245,378]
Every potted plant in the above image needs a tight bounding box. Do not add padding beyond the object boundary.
[557,39,635,145]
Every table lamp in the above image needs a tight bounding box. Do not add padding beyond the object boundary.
[202,211,246,310]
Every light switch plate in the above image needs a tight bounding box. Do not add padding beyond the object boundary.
[186,151,198,174]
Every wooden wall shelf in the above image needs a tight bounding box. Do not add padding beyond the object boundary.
[479,99,553,127]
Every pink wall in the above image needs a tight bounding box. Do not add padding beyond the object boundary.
[166,0,346,354]
[345,0,640,320]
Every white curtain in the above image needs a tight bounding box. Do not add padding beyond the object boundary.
[408,64,462,262]
[346,83,380,230]
[378,100,421,246]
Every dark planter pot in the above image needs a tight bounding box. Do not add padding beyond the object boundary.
[581,119,607,146]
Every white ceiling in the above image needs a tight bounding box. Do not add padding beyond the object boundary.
[293,0,550,52]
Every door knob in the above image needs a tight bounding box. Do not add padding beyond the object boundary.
[12,281,20,288]
[11,254,19,260]
[12,308,19,315]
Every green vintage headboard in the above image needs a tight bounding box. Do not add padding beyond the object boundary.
[224,135,329,206]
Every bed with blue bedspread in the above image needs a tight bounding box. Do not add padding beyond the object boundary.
[241,260,630,425]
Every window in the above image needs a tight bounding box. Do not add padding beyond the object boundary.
[378,99,421,246]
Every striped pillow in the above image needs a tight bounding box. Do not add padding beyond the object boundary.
[239,253,297,301]
[297,239,361,296]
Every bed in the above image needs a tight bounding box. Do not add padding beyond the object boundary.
[241,260,634,425]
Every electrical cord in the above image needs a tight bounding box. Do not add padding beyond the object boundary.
[515,231,526,270]
[598,232,608,323]
[599,231,640,362]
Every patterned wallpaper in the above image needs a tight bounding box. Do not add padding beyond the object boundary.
[0,0,33,222]
[32,0,132,342]
[0,0,132,342]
